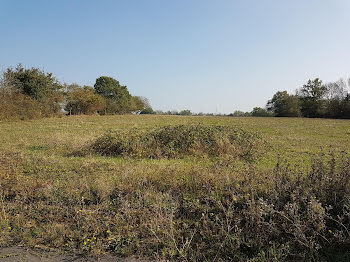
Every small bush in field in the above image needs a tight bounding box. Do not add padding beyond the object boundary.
[89,124,266,161]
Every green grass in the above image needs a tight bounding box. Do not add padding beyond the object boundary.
[1,115,349,165]
[1,115,350,261]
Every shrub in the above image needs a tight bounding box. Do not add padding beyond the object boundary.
[65,86,106,115]
[3,64,64,117]
[251,107,273,117]
[140,108,155,114]
[0,90,41,120]
[89,124,266,161]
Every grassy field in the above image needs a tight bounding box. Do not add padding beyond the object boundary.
[1,115,350,261]
[1,115,350,163]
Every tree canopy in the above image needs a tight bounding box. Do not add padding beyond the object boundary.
[94,76,133,114]
[65,85,106,115]
[2,64,64,116]
[298,78,327,118]
[263,78,350,119]
[251,107,272,117]
[0,65,153,120]
[267,91,300,117]
[3,64,63,100]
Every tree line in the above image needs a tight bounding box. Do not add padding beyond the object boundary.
[0,65,152,120]
[1,65,349,120]
[231,78,350,119]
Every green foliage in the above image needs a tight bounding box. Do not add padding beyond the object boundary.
[230,110,252,117]
[251,107,272,117]
[0,65,63,120]
[93,76,121,98]
[3,64,64,116]
[265,78,350,119]
[131,96,151,112]
[90,124,266,161]
[267,91,301,117]
[300,78,327,99]
[0,66,152,120]
[178,109,192,116]
[342,95,350,118]
[140,107,156,114]
[3,64,62,100]
[65,86,106,115]
[94,76,133,114]
[324,79,350,119]
[299,78,327,118]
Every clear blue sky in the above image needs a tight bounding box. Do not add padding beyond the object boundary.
[1,0,350,113]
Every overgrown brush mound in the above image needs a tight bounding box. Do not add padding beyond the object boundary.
[90,124,266,161]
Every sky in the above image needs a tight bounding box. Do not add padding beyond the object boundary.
[1,0,350,113]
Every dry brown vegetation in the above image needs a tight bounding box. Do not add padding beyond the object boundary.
[88,125,266,161]
[1,115,350,261]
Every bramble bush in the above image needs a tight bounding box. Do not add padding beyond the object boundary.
[88,124,266,162]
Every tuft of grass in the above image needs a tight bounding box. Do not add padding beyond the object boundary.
[27,145,50,152]
[88,124,266,162]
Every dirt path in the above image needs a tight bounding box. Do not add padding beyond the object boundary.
[0,247,154,262]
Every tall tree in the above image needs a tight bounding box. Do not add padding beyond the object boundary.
[267,91,300,117]
[341,94,350,119]
[323,78,349,118]
[298,78,327,118]
[131,96,152,112]
[94,76,132,114]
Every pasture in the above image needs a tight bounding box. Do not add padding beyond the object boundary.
[1,115,350,261]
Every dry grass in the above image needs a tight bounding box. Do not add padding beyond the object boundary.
[1,115,350,261]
